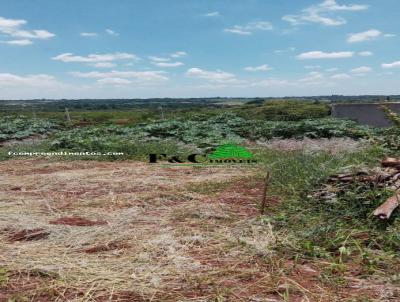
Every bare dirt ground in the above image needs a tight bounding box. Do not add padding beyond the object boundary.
[0,159,389,301]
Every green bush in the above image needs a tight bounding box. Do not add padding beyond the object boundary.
[0,116,59,142]
[237,100,331,121]
[262,146,400,263]
[46,113,372,157]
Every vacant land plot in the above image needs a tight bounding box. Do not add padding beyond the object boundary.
[0,159,393,301]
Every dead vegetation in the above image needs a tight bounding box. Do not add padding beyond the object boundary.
[255,137,368,154]
[49,216,108,226]
[7,228,50,242]
[0,158,395,301]
[314,157,400,220]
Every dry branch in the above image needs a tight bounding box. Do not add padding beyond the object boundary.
[260,172,271,215]
[381,157,400,168]
[373,190,400,219]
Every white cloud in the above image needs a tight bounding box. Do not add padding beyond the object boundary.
[105,29,119,36]
[70,70,168,82]
[378,71,394,76]
[97,77,131,85]
[52,52,138,63]
[0,39,32,45]
[244,64,272,72]
[297,51,354,59]
[0,73,59,87]
[148,52,186,67]
[283,12,345,26]
[152,61,184,67]
[0,16,55,45]
[224,21,273,35]
[347,29,382,43]
[148,52,187,63]
[282,0,368,27]
[304,65,321,69]
[319,0,368,11]
[9,29,54,39]
[224,27,252,35]
[204,12,220,17]
[299,71,324,82]
[0,16,26,28]
[186,67,239,83]
[331,73,352,79]
[350,66,372,73]
[256,78,290,86]
[80,32,98,37]
[247,21,273,30]
[148,56,171,62]
[384,33,396,38]
[325,67,339,72]
[91,62,117,68]
[170,51,187,58]
[274,47,296,54]
[382,61,400,69]
[358,51,373,56]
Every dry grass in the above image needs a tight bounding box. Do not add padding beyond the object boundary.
[0,159,284,301]
[0,159,386,301]
[256,138,368,154]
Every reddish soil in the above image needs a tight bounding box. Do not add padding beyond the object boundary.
[49,216,107,226]
[7,228,50,242]
[211,178,281,217]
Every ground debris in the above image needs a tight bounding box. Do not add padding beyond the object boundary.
[373,190,400,219]
[313,158,400,219]
[0,158,387,301]
[49,216,107,226]
[7,228,50,242]
[381,157,400,168]
[83,241,130,253]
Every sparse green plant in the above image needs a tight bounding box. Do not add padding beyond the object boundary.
[0,267,8,285]
[381,105,400,127]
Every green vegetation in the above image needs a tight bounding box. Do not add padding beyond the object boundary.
[238,100,331,121]
[372,106,400,154]
[0,98,235,113]
[0,116,59,142]
[256,146,384,198]
[44,113,372,157]
[0,267,8,285]
[248,145,400,284]
[0,110,159,126]
[0,109,374,162]
[380,105,400,127]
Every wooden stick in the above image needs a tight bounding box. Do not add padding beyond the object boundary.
[260,172,271,215]
[373,190,400,219]
[381,157,400,168]
[65,107,71,122]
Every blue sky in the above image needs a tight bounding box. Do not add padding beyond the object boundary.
[0,0,399,99]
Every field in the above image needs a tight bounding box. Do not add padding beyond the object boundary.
[1,99,400,301]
